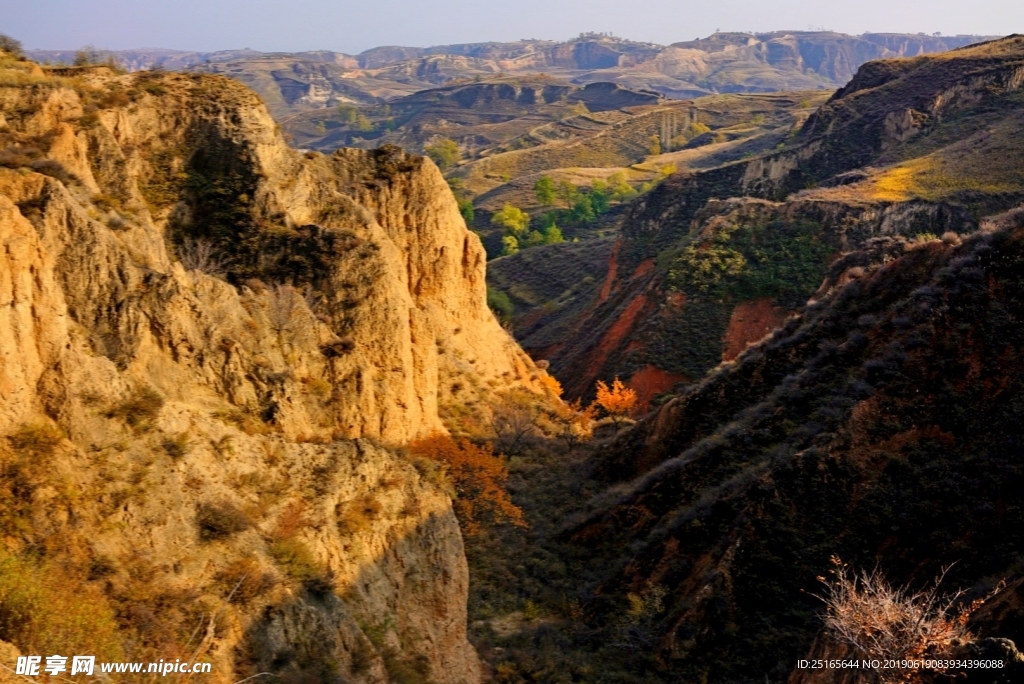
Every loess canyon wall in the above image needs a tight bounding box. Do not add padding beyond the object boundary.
[0,52,556,683]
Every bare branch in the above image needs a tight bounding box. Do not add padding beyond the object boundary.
[178,237,234,277]
[814,557,999,683]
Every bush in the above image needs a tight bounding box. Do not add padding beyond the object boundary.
[409,434,525,535]
[424,138,460,170]
[685,121,710,139]
[534,176,557,206]
[336,495,383,536]
[29,159,74,184]
[196,501,251,541]
[177,237,234,276]
[106,388,164,428]
[7,423,63,458]
[72,45,123,72]
[501,235,519,256]
[816,557,996,683]
[269,538,321,583]
[383,650,432,684]
[594,378,638,427]
[487,287,514,324]
[161,433,190,459]
[216,557,274,604]
[491,203,530,236]
[273,500,309,540]
[457,197,475,223]
[0,34,24,59]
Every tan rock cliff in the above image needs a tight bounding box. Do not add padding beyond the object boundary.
[0,54,555,683]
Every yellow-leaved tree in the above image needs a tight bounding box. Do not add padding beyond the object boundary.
[594,377,637,428]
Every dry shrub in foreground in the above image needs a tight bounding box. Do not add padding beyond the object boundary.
[410,434,525,535]
[817,556,999,683]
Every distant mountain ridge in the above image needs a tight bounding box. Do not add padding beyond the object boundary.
[27,31,996,117]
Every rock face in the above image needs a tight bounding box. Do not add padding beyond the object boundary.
[0,54,553,683]
[0,67,543,445]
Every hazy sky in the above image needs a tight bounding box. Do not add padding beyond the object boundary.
[4,0,1022,53]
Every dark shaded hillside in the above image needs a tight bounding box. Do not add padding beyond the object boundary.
[570,207,1024,683]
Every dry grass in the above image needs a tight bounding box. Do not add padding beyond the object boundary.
[106,388,164,429]
[0,59,69,89]
[268,538,322,583]
[336,494,383,536]
[161,433,190,459]
[215,557,275,605]
[7,422,64,458]
[0,551,124,660]
[196,500,252,541]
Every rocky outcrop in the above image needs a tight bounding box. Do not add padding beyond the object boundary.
[0,53,558,683]
[0,66,545,445]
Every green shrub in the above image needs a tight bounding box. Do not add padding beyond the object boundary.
[491,203,530,236]
[457,198,475,223]
[487,287,514,324]
[424,138,460,170]
[668,219,833,308]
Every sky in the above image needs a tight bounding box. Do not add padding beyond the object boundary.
[4,0,1022,54]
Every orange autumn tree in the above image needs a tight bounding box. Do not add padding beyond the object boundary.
[594,377,638,427]
[410,434,526,535]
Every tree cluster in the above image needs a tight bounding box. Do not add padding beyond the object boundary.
[491,202,563,256]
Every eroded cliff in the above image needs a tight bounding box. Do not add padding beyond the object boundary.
[0,51,556,683]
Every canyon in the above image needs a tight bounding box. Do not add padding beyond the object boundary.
[4,30,1024,684]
